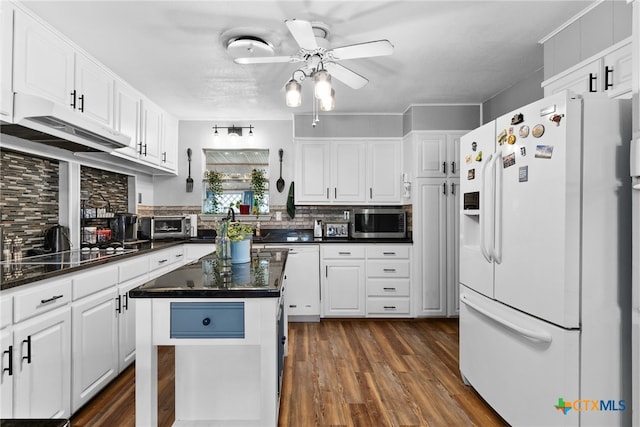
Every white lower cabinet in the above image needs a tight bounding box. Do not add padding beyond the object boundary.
[13,307,71,419]
[321,245,366,317]
[0,326,14,418]
[71,287,119,412]
[117,279,138,372]
[366,245,412,317]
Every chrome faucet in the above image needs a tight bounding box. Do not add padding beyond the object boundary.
[226,207,235,222]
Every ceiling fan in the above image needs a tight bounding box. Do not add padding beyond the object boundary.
[233,19,394,91]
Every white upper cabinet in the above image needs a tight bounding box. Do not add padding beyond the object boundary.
[413,132,464,178]
[113,80,141,158]
[295,138,402,205]
[139,99,164,165]
[367,140,402,202]
[13,9,74,108]
[13,9,114,127]
[1,2,14,121]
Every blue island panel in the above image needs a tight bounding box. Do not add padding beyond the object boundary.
[170,302,245,338]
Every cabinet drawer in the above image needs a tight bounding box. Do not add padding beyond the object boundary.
[366,298,411,315]
[322,245,365,259]
[14,279,72,323]
[170,302,244,339]
[366,260,410,278]
[150,247,184,269]
[72,264,118,300]
[0,295,12,329]
[367,279,410,297]
[119,256,150,283]
[366,246,410,259]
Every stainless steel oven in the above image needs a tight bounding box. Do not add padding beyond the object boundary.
[138,216,191,240]
[350,208,407,239]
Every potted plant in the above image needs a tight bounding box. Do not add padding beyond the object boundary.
[227,222,254,264]
[250,168,267,216]
[206,170,223,213]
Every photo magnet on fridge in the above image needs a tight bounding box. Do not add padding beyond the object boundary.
[519,166,528,182]
[503,152,516,168]
[535,145,554,159]
[468,168,476,180]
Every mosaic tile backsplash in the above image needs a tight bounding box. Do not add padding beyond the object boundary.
[0,149,59,251]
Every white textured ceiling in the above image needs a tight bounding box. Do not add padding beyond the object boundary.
[22,1,592,120]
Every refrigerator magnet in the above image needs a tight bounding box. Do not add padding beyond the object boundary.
[471,141,478,151]
[503,152,516,168]
[549,113,564,126]
[468,168,476,180]
[520,146,527,156]
[519,166,528,182]
[475,151,483,162]
[511,113,524,125]
[532,124,545,138]
[519,125,529,138]
[535,145,554,159]
[507,134,517,145]
[465,154,472,164]
[497,129,507,145]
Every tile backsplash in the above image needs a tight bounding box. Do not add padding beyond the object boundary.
[0,149,59,251]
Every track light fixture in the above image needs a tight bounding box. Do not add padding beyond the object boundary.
[212,124,254,138]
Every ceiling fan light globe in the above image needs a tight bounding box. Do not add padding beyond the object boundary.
[320,89,335,111]
[313,70,332,100]
[285,80,302,107]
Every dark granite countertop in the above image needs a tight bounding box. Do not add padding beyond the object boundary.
[0,239,214,291]
[129,249,287,299]
[254,228,413,244]
[0,420,69,427]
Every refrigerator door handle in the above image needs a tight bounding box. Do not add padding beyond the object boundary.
[492,152,503,264]
[460,295,553,343]
[480,153,494,262]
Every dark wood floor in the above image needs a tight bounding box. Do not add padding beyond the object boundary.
[70,319,507,426]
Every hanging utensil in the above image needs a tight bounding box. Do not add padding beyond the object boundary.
[186,148,194,192]
[276,148,285,193]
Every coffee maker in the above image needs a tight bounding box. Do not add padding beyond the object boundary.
[109,213,138,243]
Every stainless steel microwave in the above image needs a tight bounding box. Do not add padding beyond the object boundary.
[350,208,407,239]
[139,216,191,240]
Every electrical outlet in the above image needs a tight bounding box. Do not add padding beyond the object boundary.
[276,211,282,221]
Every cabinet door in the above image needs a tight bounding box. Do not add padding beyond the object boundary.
[368,140,401,203]
[1,2,14,121]
[414,179,447,316]
[447,179,460,316]
[13,10,74,108]
[74,53,114,126]
[295,141,331,203]
[71,288,118,412]
[414,133,447,178]
[543,59,601,97]
[13,307,71,419]
[140,100,164,165]
[0,327,13,419]
[161,114,179,171]
[284,248,320,318]
[113,80,141,158]
[603,42,633,98]
[321,260,366,317]
[118,280,138,372]
[446,134,463,178]
[332,141,366,202]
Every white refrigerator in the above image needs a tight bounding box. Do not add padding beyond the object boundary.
[631,132,639,427]
[459,91,632,427]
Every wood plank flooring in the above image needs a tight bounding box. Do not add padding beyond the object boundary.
[70,319,507,427]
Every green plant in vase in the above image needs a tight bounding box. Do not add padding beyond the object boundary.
[206,170,223,213]
[227,222,254,242]
[227,222,254,264]
[250,168,267,217]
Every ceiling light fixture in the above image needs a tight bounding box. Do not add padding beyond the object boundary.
[285,59,335,123]
[212,124,255,138]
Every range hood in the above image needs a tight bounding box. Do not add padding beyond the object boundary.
[0,92,130,152]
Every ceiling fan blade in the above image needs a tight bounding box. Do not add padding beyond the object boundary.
[234,56,302,65]
[285,19,318,50]
[330,40,394,60]
[324,62,369,90]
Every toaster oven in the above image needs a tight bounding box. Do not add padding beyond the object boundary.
[139,216,191,240]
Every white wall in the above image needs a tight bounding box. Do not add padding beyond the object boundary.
[153,119,294,208]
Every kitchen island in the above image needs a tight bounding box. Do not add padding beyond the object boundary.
[129,249,288,427]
